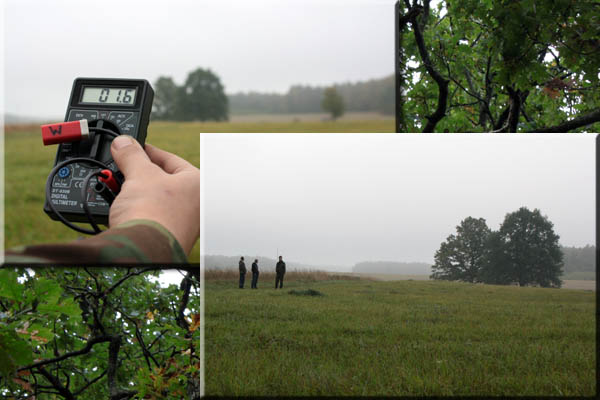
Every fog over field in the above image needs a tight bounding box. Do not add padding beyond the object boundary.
[201,133,595,269]
[5,0,396,120]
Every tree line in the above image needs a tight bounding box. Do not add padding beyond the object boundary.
[431,207,564,287]
[229,76,394,116]
[151,68,395,121]
[352,261,431,275]
[561,245,595,273]
[203,255,339,272]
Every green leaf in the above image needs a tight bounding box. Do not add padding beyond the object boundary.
[0,331,33,379]
[58,298,80,317]
[0,270,22,301]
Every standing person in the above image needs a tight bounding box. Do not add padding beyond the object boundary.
[251,259,259,289]
[275,255,286,289]
[239,257,247,288]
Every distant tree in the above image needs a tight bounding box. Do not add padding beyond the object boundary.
[321,87,345,120]
[179,68,228,121]
[430,217,491,282]
[496,207,563,287]
[152,68,228,121]
[152,76,182,120]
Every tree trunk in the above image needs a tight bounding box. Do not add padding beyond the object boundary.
[507,87,521,133]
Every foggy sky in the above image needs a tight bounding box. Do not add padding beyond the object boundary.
[201,133,595,269]
[4,0,395,119]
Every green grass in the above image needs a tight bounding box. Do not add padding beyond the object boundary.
[4,123,199,262]
[166,118,395,133]
[205,278,595,396]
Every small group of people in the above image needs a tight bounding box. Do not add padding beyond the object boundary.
[238,256,286,289]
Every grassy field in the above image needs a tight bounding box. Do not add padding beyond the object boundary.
[177,118,395,133]
[4,123,200,262]
[204,274,595,396]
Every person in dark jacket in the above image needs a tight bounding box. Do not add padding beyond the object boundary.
[239,257,247,288]
[275,256,286,289]
[251,259,259,289]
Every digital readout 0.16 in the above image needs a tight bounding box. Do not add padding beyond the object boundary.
[80,87,137,105]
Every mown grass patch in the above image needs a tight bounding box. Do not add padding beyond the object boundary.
[288,288,325,296]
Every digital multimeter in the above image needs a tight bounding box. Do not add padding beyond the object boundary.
[43,78,154,225]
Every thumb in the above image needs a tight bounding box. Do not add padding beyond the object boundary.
[110,135,151,178]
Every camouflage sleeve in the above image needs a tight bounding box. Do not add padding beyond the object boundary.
[3,220,188,265]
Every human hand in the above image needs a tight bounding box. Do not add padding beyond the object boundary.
[108,135,199,255]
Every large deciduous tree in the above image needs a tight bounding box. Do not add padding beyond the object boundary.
[397,0,600,132]
[430,217,491,282]
[433,208,564,287]
[152,68,228,122]
[0,267,200,399]
[496,207,564,287]
[180,68,228,122]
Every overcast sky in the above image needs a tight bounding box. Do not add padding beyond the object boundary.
[4,0,396,119]
[201,133,595,270]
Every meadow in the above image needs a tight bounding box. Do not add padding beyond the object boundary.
[204,273,595,396]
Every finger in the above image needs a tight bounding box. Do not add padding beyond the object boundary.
[110,135,151,178]
[145,143,195,174]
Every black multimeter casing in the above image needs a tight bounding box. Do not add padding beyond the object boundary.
[43,78,154,225]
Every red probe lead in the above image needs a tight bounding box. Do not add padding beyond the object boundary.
[41,120,90,145]
[99,169,121,194]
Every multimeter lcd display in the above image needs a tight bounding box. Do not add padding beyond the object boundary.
[80,87,137,105]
